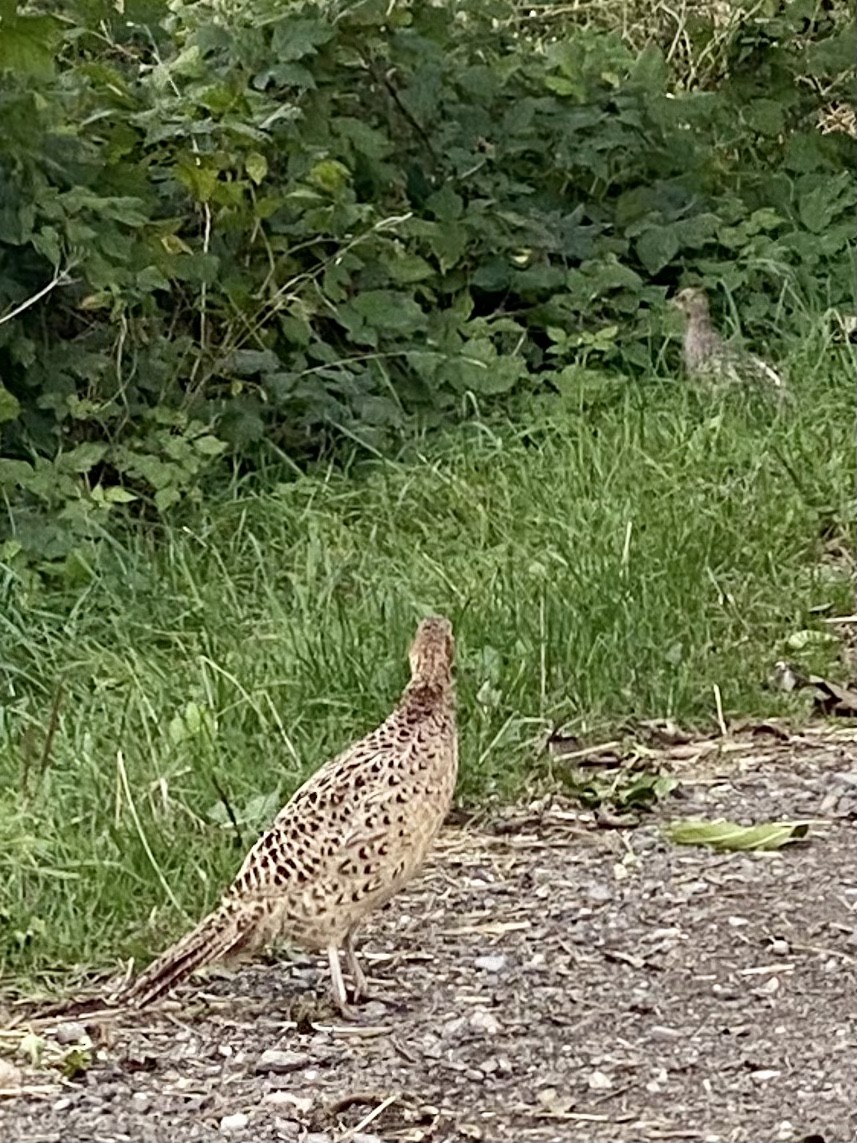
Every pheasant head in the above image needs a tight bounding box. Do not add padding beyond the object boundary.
[671,287,711,322]
[407,616,455,694]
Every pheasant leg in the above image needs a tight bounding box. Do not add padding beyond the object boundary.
[342,929,400,1007]
[326,944,357,1019]
[343,929,369,1000]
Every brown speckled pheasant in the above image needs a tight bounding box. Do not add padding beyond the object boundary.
[120,616,457,1016]
[672,287,787,397]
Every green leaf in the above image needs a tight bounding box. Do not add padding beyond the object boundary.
[0,538,22,560]
[183,701,202,735]
[675,213,720,249]
[61,443,107,474]
[581,260,643,293]
[544,75,581,98]
[425,184,463,223]
[136,266,171,292]
[102,486,138,504]
[0,383,21,423]
[664,820,810,852]
[176,161,218,204]
[636,225,679,275]
[308,159,350,195]
[335,117,391,160]
[168,253,221,284]
[629,43,666,88]
[744,99,784,137]
[0,14,60,77]
[784,131,828,174]
[0,458,32,486]
[385,253,435,285]
[228,349,280,375]
[245,152,268,185]
[154,487,181,512]
[270,17,333,62]
[798,186,834,235]
[446,339,526,395]
[61,1048,91,1080]
[193,435,227,457]
[346,291,426,333]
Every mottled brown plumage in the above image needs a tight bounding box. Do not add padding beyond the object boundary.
[671,287,787,396]
[120,616,457,1015]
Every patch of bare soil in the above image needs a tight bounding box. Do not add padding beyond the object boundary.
[1,725,855,1143]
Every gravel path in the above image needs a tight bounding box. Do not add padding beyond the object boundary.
[1,724,855,1143]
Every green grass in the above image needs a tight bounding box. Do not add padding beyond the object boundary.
[0,338,854,987]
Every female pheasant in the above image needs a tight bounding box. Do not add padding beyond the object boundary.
[120,616,457,1016]
[671,286,787,396]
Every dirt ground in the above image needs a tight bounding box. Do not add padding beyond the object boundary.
[1,723,855,1143]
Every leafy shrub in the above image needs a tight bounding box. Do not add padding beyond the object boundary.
[0,0,853,554]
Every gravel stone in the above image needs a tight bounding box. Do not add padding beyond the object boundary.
[473,954,507,973]
[219,1112,249,1133]
[254,1049,311,1075]
[52,1022,88,1046]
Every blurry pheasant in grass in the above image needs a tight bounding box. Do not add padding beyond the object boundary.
[119,616,458,1018]
[671,287,788,398]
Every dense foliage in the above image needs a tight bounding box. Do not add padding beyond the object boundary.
[0,0,853,550]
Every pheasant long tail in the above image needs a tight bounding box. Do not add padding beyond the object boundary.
[120,899,256,1009]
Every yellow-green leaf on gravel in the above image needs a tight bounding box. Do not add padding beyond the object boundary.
[664,819,810,851]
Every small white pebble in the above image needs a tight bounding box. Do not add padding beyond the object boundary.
[255,1049,311,1075]
[263,1092,313,1114]
[220,1112,249,1134]
[468,1007,501,1036]
[588,1070,613,1091]
[474,954,507,973]
[749,1068,782,1083]
[53,1022,88,1046]
[651,1025,682,1039]
[769,939,790,956]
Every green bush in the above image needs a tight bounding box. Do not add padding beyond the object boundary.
[0,0,853,547]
